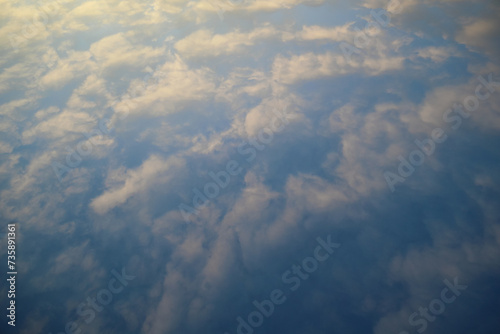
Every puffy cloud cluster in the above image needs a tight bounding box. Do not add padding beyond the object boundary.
[1,0,500,334]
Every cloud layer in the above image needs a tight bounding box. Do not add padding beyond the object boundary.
[1,0,500,333]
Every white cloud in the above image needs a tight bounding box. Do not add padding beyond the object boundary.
[272,51,404,84]
[456,16,500,58]
[413,46,456,63]
[174,25,280,58]
[90,154,186,214]
[89,32,165,72]
[22,109,94,144]
[295,23,360,42]
[39,49,95,89]
[110,55,216,120]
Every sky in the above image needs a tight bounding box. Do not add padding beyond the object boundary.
[1,0,500,333]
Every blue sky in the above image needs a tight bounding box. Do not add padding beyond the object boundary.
[1,0,500,333]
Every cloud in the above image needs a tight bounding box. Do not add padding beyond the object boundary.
[456,14,500,59]
[89,32,165,72]
[90,155,186,214]
[22,109,95,144]
[39,49,95,90]
[413,46,457,63]
[295,23,359,42]
[246,0,325,12]
[272,51,404,84]
[174,25,280,58]
[110,55,216,119]
[2,1,500,334]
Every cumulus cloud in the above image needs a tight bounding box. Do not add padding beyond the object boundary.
[110,55,216,120]
[175,25,280,58]
[2,1,500,334]
[90,155,185,214]
[272,51,404,84]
